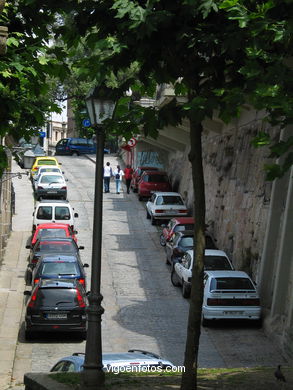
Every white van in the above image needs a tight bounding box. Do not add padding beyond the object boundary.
[32,200,78,231]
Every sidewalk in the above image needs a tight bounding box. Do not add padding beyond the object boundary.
[0,160,34,390]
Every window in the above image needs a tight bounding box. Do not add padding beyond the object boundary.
[179,236,193,248]
[204,256,232,270]
[40,175,63,184]
[55,207,70,220]
[37,206,52,220]
[210,277,255,291]
[161,196,183,205]
[174,224,194,233]
[42,262,78,275]
[39,228,67,239]
[38,159,57,166]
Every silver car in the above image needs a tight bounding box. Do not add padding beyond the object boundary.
[35,172,67,200]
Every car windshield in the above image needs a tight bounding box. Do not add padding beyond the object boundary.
[146,174,169,183]
[40,175,63,184]
[159,196,183,205]
[179,236,193,248]
[38,160,57,166]
[39,168,60,174]
[37,206,52,220]
[204,256,232,270]
[174,224,194,232]
[210,277,255,291]
[38,228,67,239]
[38,242,75,254]
[41,262,78,275]
[55,207,70,220]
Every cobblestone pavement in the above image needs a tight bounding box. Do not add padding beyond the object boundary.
[3,155,287,389]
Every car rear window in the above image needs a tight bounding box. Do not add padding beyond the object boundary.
[38,242,75,254]
[37,206,52,220]
[55,207,70,220]
[36,288,77,307]
[179,236,193,248]
[41,262,78,276]
[145,174,169,183]
[40,175,63,184]
[38,160,57,166]
[160,196,183,205]
[204,256,232,270]
[174,224,194,232]
[38,228,67,239]
[210,277,255,291]
[39,168,60,174]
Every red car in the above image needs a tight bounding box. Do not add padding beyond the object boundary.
[137,171,172,200]
[130,166,159,192]
[28,223,78,248]
[160,217,195,246]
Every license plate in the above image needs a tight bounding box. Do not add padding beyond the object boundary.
[46,313,67,319]
[47,191,57,194]
[224,311,243,315]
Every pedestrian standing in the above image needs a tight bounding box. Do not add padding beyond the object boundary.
[103,162,112,193]
[124,164,134,194]
[113,165,124,194]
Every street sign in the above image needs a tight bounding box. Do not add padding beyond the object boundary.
[127,138,137,148]
[39,131,46,138]
[82,118,91,127]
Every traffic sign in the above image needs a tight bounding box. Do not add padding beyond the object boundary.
[127,138,137,148]
[82,118,91,127]
[39,131,46,138]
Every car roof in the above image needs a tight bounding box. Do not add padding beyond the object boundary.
[38,171,63,176]
[35,156,58,161]
[152,192,182,196]
[185,249,229,257]
[36,223,70,229]
[205,270,251,278]
[37,199,69,204]
[40,254,78,263]
[37,237,75,243]
[38,165,61,170]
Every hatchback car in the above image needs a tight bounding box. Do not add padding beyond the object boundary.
[50,349,175,373]
[34,172,67,201]
[137,171,172,200]
[165,230,217,265]
[30,156,61,179]
[33,165,64,184]
[130,166,159,192]
[31,254,89,288]
[202,270,261,326]
[32,200,78,231]
[24,279,87,339]
[171,249,234,298]
[160,217,195,246]
[28,223,77,248]
[55,138,96,156]
[146,192,188,225]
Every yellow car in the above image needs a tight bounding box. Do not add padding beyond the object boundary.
[30,156,61,179]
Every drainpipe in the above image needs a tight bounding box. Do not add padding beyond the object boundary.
[0,1,8,56]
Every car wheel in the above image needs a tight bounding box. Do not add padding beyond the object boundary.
[71,151,79,156]
[151,215,156,225]
[25,330,34,340]
[159,234,166,246]
[146,210,151,219]
[182,281,191,298]
[171,269,180,287]
[202,316,211,327]
[25,269,32,286]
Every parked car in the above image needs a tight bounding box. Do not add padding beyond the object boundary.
[28,223,78,248]
[33,165,64,184]
[171,249,234,298]
[160,217,195,246]
[146,192,188,225]
[32,200,78,231]
[130,166,159,192]
[30,156,61,179]
[137,171,172,200]
[165,230,217,266]
[202,270,261,326]
[24,279,87,339]
[34,172,67,201]
[50,350,175,373]
[27,237,84,269]
[55,137,96,156]
[30,254,89,288]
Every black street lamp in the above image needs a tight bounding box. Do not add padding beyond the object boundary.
[82,86,117,389]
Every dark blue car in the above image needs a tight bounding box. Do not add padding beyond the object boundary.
[55,137,110,156]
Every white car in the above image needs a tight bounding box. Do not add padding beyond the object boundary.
[146,192,188,225]
[171,249,234,298]
[33,200,78,231]
[35,172,67,200]
[33,165,64,186]
[202,270,261,326]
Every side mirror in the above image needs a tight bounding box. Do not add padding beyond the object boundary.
[62,171,64,174]
[26,245,32,249]
[65,179,68,182]
[74,230,78,235]
[83,263,89,268]
[59,162,62,165]
[23,291,31,296]
[32,212,34,216]
[78,246,85,250]
[74,213,79,218]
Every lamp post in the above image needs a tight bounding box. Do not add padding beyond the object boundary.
[82,87,117,389]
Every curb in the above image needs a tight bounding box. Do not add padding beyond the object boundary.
[24,373,73,390]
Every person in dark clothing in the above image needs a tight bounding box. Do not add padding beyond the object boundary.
[124,165,134,194]
[103,162,112,193]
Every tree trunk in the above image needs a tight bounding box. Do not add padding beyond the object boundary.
[180,118,206,390]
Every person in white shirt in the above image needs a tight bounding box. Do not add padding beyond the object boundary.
[113,165,124,194]
[103,162,112,193]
